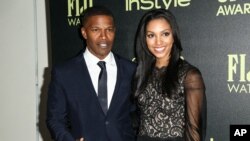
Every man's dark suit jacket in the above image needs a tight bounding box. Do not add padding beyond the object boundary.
[46,51,136,141]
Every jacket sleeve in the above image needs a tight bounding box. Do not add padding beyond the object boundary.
[46,67,75,141]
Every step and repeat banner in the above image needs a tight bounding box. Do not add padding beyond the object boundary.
[49,0,250,140]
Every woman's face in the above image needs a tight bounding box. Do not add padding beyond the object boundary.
[146,18,174,66]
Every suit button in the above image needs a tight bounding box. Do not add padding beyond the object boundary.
[105,121,109,125]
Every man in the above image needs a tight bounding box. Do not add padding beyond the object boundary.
[46,6,136,141]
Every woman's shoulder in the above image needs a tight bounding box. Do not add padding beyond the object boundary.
[178,60,205,90]
[178,59,203,81]
[179,59,200,72]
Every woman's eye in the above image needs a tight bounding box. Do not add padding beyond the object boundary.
[163,32,170,36]
[147,34,154,38]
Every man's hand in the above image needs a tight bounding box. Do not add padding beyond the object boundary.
[76,137,84,141]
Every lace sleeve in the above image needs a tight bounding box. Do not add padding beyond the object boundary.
[184,68,206,141]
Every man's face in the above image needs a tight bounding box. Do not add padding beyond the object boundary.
[81,15,116,60]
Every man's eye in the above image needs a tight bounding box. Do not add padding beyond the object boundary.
[107,28,114,32]
[91,28,99,32]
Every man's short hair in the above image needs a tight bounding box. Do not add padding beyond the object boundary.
[80,6,115,27]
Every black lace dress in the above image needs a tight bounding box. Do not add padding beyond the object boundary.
[137,60,206,141]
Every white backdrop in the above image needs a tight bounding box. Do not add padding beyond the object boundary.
[0,0,48,140]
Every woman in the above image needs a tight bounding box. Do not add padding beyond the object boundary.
[133,9,206,141]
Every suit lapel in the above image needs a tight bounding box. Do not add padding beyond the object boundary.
[75,53,96,95]
[74,52,106,115]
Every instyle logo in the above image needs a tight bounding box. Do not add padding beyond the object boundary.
[125,0,191,11]
[67,0,93,26]
[227,54,250,93]
[216,0,250,16]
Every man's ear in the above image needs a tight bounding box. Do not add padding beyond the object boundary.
[81,27,87,39]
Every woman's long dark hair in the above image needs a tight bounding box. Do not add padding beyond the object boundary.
[133,9,183,98]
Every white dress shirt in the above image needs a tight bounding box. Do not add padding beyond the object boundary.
[83,48,117,108]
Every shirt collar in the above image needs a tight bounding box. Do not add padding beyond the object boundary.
[83,48,116,67]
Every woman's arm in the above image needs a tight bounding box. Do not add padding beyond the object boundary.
[184,68,206,141]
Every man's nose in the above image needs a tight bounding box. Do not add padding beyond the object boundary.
[100,30,107,39]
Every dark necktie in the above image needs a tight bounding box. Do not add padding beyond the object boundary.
[97,61,108,114]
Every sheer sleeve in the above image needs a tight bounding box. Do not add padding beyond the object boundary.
[184,68,206,141]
